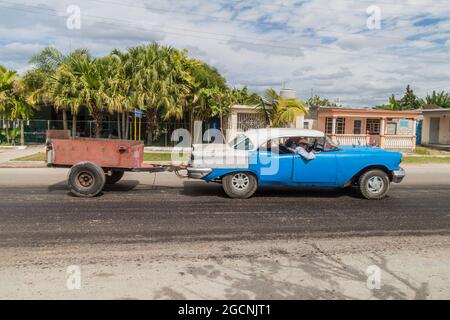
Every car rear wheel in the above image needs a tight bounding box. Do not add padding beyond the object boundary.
[68,162,106,197]
[105,170,124,185]
[222,172,258,199]
[358,169,390,200]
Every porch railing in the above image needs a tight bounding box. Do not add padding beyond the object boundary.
[383,135,414,150]
[335,134,415,151]
[336,134,368,146]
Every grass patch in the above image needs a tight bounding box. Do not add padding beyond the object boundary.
[403,156,450,164]
[413,147,431,155]
[143,152,189,162]
[13,152,46,161]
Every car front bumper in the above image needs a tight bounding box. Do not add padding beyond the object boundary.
[187,167,212,179]
[392,167,406,183]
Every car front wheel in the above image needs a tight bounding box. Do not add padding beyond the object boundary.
[222,172,258,199]
[358,169,390,200]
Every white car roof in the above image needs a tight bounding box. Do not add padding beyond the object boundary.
[244,128,325,146]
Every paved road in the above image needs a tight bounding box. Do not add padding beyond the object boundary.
[0,165,449,247]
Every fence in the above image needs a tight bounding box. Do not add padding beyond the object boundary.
[0,119,189,146]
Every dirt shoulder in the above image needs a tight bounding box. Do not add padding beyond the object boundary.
[1,235,448,299]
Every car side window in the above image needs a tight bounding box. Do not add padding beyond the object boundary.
[259,138,294,154]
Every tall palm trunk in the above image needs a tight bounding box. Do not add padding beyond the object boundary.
[121,112,126,139]
[90,106,103,138]
[72,113,77,137]
[117,112,121,139]
[145,109,157,144]
[5,120,10,144]
[125,111,130,140]
[62,109,68,131]
[20,119,25,146]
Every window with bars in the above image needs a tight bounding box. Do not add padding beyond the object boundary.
[325,118,333,134]
[366,119,381,134]
[353,120,362,134]
[336,118,345,134]
[325,117,346,134]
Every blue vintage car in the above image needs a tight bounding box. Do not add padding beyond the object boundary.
[187,128,405,199]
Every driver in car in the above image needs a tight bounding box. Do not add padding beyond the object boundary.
[289,137,316,160]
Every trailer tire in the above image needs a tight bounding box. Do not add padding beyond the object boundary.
[105,170,124,185]
[68,162,106,197]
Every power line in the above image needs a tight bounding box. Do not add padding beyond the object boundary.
[76,0,450,44]
[0,1,449,64]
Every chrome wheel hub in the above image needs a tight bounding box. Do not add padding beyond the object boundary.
[367,176,384,194]
[231,173,250,190]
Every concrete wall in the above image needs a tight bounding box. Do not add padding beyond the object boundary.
[422,112,450,145]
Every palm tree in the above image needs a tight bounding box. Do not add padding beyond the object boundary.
[126,43,190,142]
[27,48,90,133]
[0,66,36,145]
[258,88,308,127]
[0,65,17,143]
[426,91,450,108]
[106,50,133,139]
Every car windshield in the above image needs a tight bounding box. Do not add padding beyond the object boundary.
[229,135,254,150]
[323,136,340,151]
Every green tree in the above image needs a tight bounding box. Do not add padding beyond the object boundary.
[27,48,92,134]
[397,85,424,110]
[183,58,231,134]
[425,90,450,108]
[258,88,308,127]
[307,95,340,107]
[126,43,190,142]
[0,66,36,145]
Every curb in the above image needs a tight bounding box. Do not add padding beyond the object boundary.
[0,161,188,169]
[0,161,47,168]
[0,146,27,150]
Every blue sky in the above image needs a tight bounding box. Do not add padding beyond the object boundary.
[0,0,449,106]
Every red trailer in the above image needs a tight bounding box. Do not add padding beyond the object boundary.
[46,130,168,197]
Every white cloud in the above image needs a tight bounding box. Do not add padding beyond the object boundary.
[0,0,449,106]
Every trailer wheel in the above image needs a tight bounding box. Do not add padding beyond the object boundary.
[68,162,106,197]
[105,170,124,185]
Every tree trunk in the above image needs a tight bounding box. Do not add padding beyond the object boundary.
[125,111,130,140]
[62,110,68,131]
[72,113,77,137]
[117,112,121,139]
[5,120,10,144]
[121,112,126,139]
[20,119,25,146]
[145,109,157,144]
[91,107,103,138]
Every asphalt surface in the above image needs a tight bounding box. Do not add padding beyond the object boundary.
[0,166,449,247]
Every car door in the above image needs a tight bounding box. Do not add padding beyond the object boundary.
[292,150,338,185]
[250,139,294,184]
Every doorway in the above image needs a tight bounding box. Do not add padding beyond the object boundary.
[429,117,440,144]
